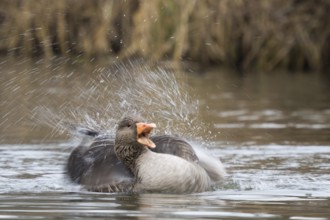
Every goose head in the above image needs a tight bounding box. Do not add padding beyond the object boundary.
[114,116,156,172]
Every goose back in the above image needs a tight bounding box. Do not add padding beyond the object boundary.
[66,131,223,193]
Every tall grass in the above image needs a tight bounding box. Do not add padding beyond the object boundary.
[0,0,137,58]
[0,0,329,71]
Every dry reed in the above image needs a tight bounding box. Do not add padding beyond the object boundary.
[0,0,329,71]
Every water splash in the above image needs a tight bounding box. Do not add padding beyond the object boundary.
[35,60,207,141]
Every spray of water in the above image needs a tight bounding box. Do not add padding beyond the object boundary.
[35,60,208,141]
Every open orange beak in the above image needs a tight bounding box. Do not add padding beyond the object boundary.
[136,122,156,148]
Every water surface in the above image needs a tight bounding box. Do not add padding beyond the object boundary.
[0,59,329,219]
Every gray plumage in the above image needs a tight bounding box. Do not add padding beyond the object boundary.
[66,115,225,193]
[133,151,211,193]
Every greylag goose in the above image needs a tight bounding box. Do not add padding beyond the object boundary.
[66,115,225,193]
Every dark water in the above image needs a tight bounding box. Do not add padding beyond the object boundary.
[0,58,330,219]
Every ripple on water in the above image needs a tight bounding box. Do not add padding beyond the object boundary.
[1,61,330,219]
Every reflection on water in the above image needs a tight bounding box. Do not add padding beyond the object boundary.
[3,192,328,219]
[0,58,330,219]
[1,144,329,219]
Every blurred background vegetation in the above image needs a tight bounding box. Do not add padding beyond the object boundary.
[0,0,329,72]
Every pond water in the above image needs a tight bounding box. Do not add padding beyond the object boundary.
[0,58,329,219]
